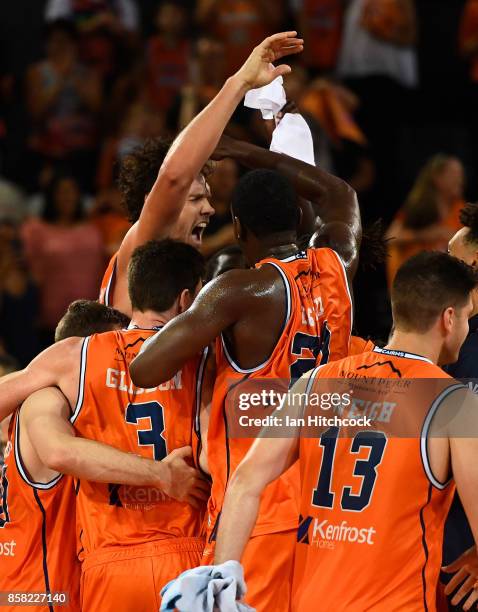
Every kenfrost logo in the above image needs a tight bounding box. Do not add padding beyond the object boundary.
[108,483,170,510]
[298,516,376,549]
[0,540,16,557]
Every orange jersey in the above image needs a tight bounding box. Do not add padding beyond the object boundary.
[349,335,375,355]
[98,252,117,306]
[71,328,207,556]
[208,248,353,539]
[294,347,458,612]
[0,412,80,610]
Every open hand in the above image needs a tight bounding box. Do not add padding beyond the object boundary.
[443,546,478,610]
[235,32,303,90]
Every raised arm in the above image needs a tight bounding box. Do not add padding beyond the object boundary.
[0,337,82,422]
[130,270,249,389]
[117,33,304,265]
[23,387,210,507]
[212,135,361,279]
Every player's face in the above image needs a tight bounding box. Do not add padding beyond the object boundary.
[441,296,474,364]
[448,228,478,315]
[172,176,214,248]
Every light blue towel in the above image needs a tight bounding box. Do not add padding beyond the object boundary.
[160,561,255,612]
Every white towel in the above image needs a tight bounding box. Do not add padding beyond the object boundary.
[270,113,315,165]
[160,561,255,612]
[244,76,315,165]
[244,75,286,120]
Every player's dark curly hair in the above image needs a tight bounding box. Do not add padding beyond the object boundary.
[358,219,390,271]
[460,203,478,245]
[117,138,215,224]
[117,138,172,223]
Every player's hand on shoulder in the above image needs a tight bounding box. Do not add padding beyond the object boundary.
[160,446,210,509]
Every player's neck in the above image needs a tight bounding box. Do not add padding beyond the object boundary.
[254,234,299,263]
[385,331,440,364]
[130,308,176,330]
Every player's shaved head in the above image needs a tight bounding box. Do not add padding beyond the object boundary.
[231,169,299,239]
[128,239,205,313]
[55,300,130,341]
[391,251,478,333]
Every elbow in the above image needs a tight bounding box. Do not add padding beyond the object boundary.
[129,356,164,389]
[159,161,193,194]
[43,445,75,473]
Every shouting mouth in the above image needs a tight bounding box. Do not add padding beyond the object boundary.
[191,222,208,245]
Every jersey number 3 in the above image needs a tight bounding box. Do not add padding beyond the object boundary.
[125,401,167,460]
[312,427,387,512]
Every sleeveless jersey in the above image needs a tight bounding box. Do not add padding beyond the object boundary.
[208,248,353,539]
[98,252,117,306]
[294,347,458,612]
[71,328,207,556]
[0,412,80,611]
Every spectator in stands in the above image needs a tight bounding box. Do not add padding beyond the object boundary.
[386,154,465,286]
[25,19,102,189]
[0,354,18,465]
[196,0,284,73]
[292,0,343,75]
[146,1,191,113]
[0,219,40,366]
[89,187,130,259]
[44,0,139,38]
[338,0,418,218]
[21,173,104,347]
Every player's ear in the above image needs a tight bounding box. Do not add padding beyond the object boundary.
[178,288,194,314]
[441,306,454,335]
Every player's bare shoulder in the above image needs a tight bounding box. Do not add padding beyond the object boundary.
[208,265,285,312]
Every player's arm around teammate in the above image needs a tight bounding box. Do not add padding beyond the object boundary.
[21,387,208,507]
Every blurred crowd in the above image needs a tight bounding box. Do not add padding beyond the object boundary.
[0,0,478,369]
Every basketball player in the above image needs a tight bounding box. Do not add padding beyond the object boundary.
[0,298,202,612]
[54,299,130,341]
[212,251,478,611]
[99,32,304,315]
[131,161,360,609]
[0,239,213,611]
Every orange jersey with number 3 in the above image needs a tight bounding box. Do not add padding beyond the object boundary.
[208,248,353,540]
[294,347,457,612]
[72,328,206,557]
[0,413,81,611]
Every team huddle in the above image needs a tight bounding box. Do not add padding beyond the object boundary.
[1,31,478,612]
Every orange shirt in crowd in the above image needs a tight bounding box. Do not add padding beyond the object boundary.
[298,0,343,72]
[459,0,478,82]
[386,199,464,288]
[21,218,104,330]
[207,0,271,73]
